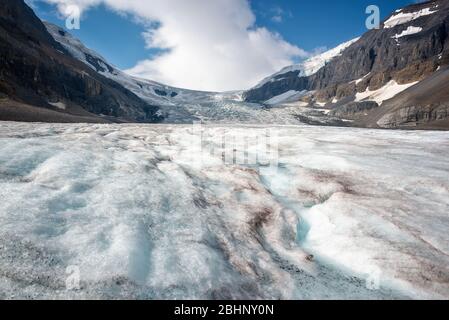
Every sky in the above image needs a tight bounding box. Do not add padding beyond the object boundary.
[28,0,417,92]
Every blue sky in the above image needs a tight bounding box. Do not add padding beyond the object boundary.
[29,0,417,91]
[31,2,153,69]
[253,0,415,54]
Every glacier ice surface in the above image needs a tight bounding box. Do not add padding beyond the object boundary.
[0,122,448,299]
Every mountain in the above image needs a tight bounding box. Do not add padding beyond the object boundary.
[43,22,224,122]
[249,38,359,104]
[45,22,329,125]
[244,0,449,129]
[2,0,448,129]
[45,22,195,106]
[46,22,275,124]
[0,0,161,123]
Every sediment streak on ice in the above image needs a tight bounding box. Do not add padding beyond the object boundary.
[0,122,448,299]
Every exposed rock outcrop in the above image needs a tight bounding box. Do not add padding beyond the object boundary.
[330,101,379,119]
[377,104,449,128]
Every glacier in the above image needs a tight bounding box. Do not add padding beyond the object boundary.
[1,122,448,299]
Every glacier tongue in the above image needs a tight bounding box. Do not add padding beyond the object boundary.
[0,122,449,299]
[43,22,350,125]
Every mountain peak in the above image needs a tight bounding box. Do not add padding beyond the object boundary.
[242,0,449,129]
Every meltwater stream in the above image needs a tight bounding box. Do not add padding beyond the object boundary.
[0,122,448,299]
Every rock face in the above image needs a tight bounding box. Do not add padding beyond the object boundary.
[244,0,449,129]
[371,66,449,128]
[329,101,379,119]
[0,0,162,123]
[245,38,358,103]
[377,104,449,128]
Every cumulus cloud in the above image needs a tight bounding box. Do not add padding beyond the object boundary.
[43,0,309,91]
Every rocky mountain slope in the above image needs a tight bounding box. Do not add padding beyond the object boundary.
[244,0,449,129]
[0,0,161,123]
[252,38,359,98]
[43,22,226,122]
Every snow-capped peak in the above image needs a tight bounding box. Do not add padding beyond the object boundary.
[45,22,115,74]
[44,22,206,108]
[253,38,360,90]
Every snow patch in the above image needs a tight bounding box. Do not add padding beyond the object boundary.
[265,90,305,105]
[355,80,419,105]
[355,72,371,85]
[384,7,438,29]
[48,101,66,110]
[392,26,423,40]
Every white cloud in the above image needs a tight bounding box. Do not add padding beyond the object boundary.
[271,15,283,23]
[270,6,290,23]
[43,0,309,91]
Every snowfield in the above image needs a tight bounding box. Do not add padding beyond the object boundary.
[0,122,449,300]
[355,80,419,105]
[392,26,423,41]
[384,7,438,28]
